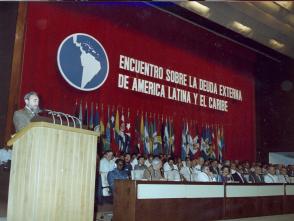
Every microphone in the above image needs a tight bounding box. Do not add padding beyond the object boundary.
[146,168,153,181]
[59,112,69,126]
[56,112,63,125]
[67,114,76,128]
[41,109,82,128]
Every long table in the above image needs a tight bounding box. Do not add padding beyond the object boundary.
[113,180,294,221]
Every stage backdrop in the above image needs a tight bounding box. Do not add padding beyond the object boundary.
[19,2,256,161]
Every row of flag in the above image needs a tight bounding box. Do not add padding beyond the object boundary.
[181,122,225,162]
[73,101,225,162]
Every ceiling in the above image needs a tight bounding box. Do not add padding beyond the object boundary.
[173,1,294,60]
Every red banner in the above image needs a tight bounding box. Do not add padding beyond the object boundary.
[20,2,256,160]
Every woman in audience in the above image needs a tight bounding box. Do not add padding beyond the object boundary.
[218,165,233,183]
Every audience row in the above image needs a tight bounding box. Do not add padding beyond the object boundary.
[98,151,294,195]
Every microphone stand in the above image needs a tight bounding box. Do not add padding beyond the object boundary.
[47,110,56,124]
[56,112,63,125]
[59,112,69,126]
[72,116,82,129]
[147,167,153,181]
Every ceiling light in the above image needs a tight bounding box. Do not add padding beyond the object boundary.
[257,2,281,13]
[179,1,210,17]
[269,39,285,49]
[229,21,252,35]
[275,1,293,10]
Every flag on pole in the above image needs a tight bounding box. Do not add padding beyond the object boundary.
[156,115,163,155]
[78,100,83,123]
[163,117,169,155]
[169,118,175,155]
[93,103,100,132]
[124,109,131,153]
[191,122,201,159]
[100,105,105,138]
[104,106,111,151]
[200,124,209,160]
[152,115,159,155]
[219,125,225,162]
[89,102,94,130]
[74,99,79,118]
[208,125,217,160]
[149,113,154,154]
[117,109,126,153]
[140,112,144,154]
[83,102,88,129]
[133,111,140,154]
[181,121,188,160]
[144,113,150,155]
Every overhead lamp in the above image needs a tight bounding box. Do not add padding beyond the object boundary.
[285,14,294,26]
[257,2,280,13]
[179,1,210,17]
[229,21,252,35]
[275,1,293,10]
[269,39,285,49]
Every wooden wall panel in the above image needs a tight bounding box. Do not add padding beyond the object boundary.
[4,2,27,145]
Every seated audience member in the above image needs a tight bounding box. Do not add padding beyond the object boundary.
[99,151,115,174]
[130,153,138,169]
[132,156,146,180]
[123,153,132,178]
[210,160,220,176]
[197,165,216,182]
[275,164,283,175]
[98,150,116,201]
[249,166,264,183]
[218,165,233,183]
[143,157,164,180]
[288,165,294,183]
[231,163,247,183]
[164,157,180,181]
[180,157,192,181]
[288,165,294,177]
[134,156,147,170]
[264,165,279,183]
[242,161,251,175]
[190,157,201,181]
[261,164,268,175]
[107,159,129,193]
[278,167,291,183]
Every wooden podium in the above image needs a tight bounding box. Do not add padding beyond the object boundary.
[6,122,99,221]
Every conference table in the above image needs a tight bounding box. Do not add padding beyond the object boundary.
[113,180,294,221]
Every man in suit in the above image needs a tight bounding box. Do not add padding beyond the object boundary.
[264,165,279,183]
[13,91,40,132]
[249,165,264,183]
[231,163,247,183]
